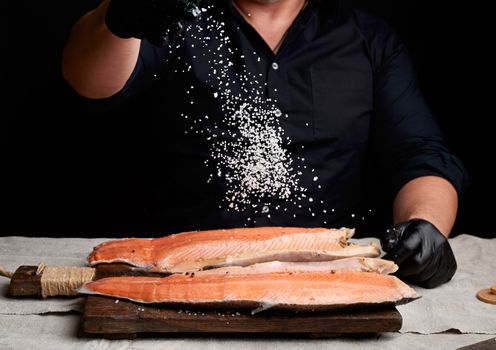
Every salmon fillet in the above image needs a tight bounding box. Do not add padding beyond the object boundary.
[193,258,399,276]
[79,271,417,313]
[88,227,380,273]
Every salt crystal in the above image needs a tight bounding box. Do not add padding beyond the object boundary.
[176,9,310,214]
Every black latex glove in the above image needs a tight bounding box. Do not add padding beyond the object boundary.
[105,0,203,47]
[380,219,457,289]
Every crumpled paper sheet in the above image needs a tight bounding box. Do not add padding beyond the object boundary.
[1,234,495,334]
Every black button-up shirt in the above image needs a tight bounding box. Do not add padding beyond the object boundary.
[82,0,468,235]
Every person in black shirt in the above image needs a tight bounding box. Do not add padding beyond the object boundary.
[62,0,469,288]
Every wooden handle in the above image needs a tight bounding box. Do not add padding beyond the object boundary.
[8,265,96,298]
[8,266,45,297]
[8,264,167,298]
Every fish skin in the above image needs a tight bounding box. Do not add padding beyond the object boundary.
[78,271,418,312]
[88,227,372,273]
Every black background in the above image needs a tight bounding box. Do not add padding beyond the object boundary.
[3,1,494,238]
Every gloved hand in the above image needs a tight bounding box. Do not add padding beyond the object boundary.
[105,0,203,47]
[380,219,457,289]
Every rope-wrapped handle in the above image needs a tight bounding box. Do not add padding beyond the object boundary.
[40,265,95,298]
[3,263,95,298]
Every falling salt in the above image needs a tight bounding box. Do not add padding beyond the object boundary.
[174,6,321,215]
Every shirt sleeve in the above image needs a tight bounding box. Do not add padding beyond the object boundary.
[68,39,168,115]
[368,17,469,198]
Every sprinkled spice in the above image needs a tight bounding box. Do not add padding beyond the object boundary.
[163,5,343,223]
[175,7,307,214]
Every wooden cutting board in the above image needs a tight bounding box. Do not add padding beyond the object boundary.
[82,296,403,339]
[457,338,496,350]
[80,264,403,339]
[6,264,404,338]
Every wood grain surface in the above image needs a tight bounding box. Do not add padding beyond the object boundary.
[82,295,403,339]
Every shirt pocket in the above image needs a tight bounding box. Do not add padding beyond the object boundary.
[311,68,373,149]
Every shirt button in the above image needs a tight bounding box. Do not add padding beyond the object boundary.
[274,108,282,117]
[262,205,270,214]
[271,62,279,70]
